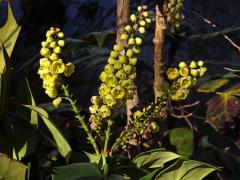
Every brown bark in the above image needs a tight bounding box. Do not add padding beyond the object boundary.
[153,2,168,102]
[116,0,139,121]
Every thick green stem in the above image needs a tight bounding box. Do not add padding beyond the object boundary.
[103,120,113,157]
[61,84,100,155]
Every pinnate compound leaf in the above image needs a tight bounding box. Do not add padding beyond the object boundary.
[51,163,102,180]
[24,105,71,162]
[0,3,21,57]
[169,128,194,157]
[206,93,240,130]
[0,153,27,180]
[197,79,229,93]
[133,149,181,169]
[155,159,218,180]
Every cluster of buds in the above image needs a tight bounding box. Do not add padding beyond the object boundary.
[89,6,152,122]
[166,60,207,101]
[167,0,185,29]
[113,99,167,151]
[38,27,75,100]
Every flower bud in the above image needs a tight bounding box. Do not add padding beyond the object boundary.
[129,57,137,65]
[130,14,137,22]
[124,25,132,32]
[57,32,64,38]
[142,11,149,17]
[123,64,133,74]
[145,18,152,24]
[190,69,198,77]
[54,46,62,54]
[128,38,135,45]
[108,57,116,65]
[115,69,127,79]
[52,97,62,108]
[198,60,204,67]
[132,47,141,54]
[126,49,134,58]
[46,37,54,43]
[119,55,128,64]
[113,60,123,70]
[189,61,197,68]
[113,44,124,52]
[120,33,129,40]
[41,41,49,47]
[139,20,146,26]
[40,48,50,57]
[137,6,143,12]
[50,42,57,48]
[103,94,116,107]
[179,61,187,68]
[50,53,59,61]
[138,27,146,34]
[110,51,119,59]
[58,40,65,47]
[135,37,142,45]
[104,64,115,73]
[129,73,137,80]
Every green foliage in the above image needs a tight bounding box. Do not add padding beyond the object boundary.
[169,128,194,157]
[197,79,229,93]
[133,149,218,180]
[0,3,21,56]
[206,83,240,130]
[0,153,27,180]
[51,163,102,180]
[25,105,72,162]
[155,159,218,180]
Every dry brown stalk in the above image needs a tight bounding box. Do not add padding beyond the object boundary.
[153,2,168,102]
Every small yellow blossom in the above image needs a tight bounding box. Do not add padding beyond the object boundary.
[179,76,192,88]
[64,62,75,77]
[166,68,179,80]
[99,105,111,118]
[52,97,62,107]
[179,67,189,77]
[51,60,66,74]
[103,94,116,107]
[111,85,125,99]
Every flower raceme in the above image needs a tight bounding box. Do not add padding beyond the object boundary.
[38,27,75,103]
[167,60,207,101]
[88,5,152,121]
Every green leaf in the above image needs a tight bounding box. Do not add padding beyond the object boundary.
[84,151,102,164]
[0,153,27,180]
[155,159,218,180]
[169,128,194,157]
[206,93,240,130]
[197,79,229,93]
[24,105,72,161]
[15,77,38,127]
[51,163,102,180]
[133,149,181,169]
[0,3,21,57]
[139,169,160,180]
[0,43,11,120]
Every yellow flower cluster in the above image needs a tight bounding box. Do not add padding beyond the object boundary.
[167,0,185,29]
[166,60,207,100]
[89,6,151,119]
[38,27,75,99]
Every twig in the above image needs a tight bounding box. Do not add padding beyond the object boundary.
[183,8,240,53]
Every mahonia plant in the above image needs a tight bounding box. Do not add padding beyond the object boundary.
[89,5,152,133]
[112,60,206,153]
[38,27,75,103]
[167,0,185,29]
[166,60,207,100]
